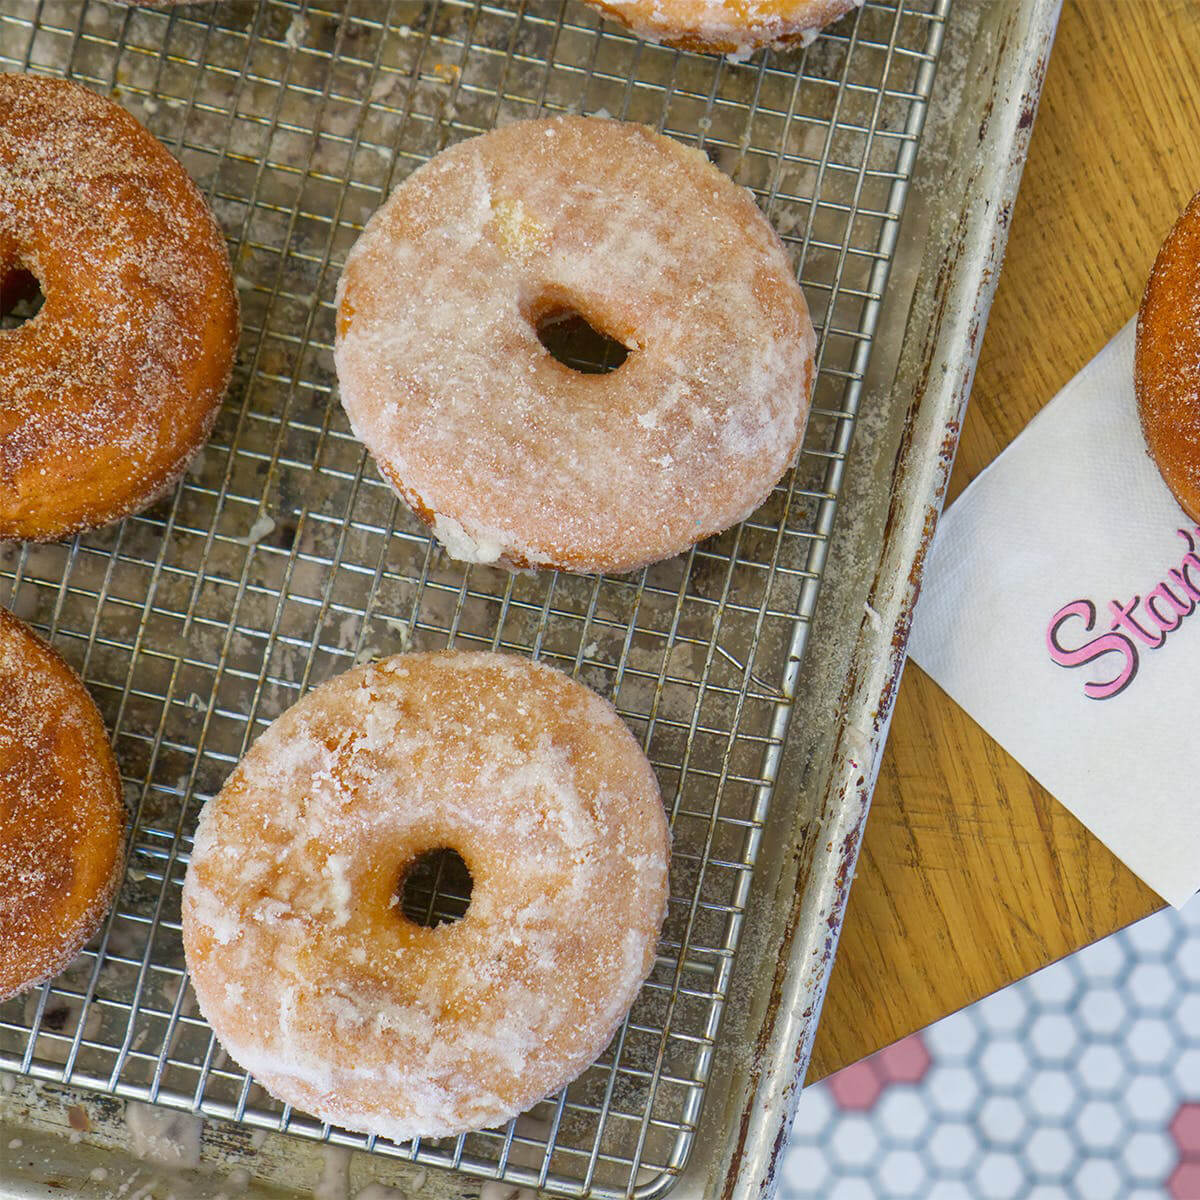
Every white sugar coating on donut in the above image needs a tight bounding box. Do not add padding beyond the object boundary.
[182,652,670,1141]
[587,0,864,56]
[0,609,125,1001]
[335,115,815,574]
[0,74,238,540]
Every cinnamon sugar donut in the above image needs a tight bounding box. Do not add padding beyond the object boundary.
[182,652,670,1140]
[335,115,815,575]
[1136,190,1200,523]
[585,0,863,57]
[0,74,239,542]
[0,606,125,1001]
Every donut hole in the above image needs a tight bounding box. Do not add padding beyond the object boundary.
[396,847,473,927]
[534,306,629,374]
[0,268,44,330]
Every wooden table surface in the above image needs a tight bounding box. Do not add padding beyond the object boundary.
[807,0,1200,1082]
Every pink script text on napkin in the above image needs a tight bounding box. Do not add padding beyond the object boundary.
[1046,527,1200,701]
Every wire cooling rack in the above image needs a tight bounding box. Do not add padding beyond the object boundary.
[0,1,948,1195]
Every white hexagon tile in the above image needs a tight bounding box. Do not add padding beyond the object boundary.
[779,901,1200,1199]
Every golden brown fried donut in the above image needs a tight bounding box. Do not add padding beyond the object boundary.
[0,74,239,542]
[1137,190,1200,523]
[0,606,125,1001]
[182,651,670,1141]
[585,0,863,57]
[335,115,815,575]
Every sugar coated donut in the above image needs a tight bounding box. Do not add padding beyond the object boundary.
[584,0,863,57]
[1136,190,1200,524]
[182,651,670,1140]
[335,115,815,575]
[0,606,125,1001]
[0,74,239,542]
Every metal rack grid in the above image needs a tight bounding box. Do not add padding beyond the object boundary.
[0,0,948,1195]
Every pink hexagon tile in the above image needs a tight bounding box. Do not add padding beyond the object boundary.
[1171,1103,1200,1156]
[1169,1160,1200,1200]
[875,1035,932,1085]
[828,1034,932,1113]
[829,1061,886,1111]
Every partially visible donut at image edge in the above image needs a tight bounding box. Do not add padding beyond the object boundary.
[334,115,816,575]
[0,605,126,1003]
[1136,188,1200,524]
[0,74,239,542]
[585,0,865,58]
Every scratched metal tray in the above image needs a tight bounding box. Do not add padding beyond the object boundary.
[0,0,1059,1196]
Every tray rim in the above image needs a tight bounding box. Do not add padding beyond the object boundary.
[701,1,1065,1196]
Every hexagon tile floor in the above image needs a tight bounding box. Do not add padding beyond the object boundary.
[779,901,1200,1199]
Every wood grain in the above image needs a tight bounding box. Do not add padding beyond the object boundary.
[808,0,1200,1082]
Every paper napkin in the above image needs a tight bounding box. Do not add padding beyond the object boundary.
[907,318,1200,907]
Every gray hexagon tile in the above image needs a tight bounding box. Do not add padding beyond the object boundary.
[780,901,1200,1198]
